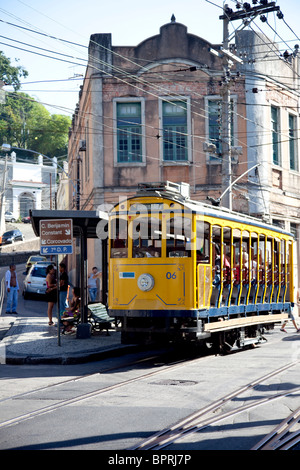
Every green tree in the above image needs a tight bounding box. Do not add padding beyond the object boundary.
[0,92,36,147]
[0,50,71,160]
[0,51,28,90]
[0,92,71,157]
[0,92,71,159]
[28,112,71,158]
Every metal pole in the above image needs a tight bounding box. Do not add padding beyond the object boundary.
[0,155,8,234]
[76,155,81,210]
[56,254,61,346]
[221,11,232,211]
[76,226,90,338]
[219,163,261,204]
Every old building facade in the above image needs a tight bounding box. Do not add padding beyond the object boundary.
[0,151,57,218]
[68,19,300,285]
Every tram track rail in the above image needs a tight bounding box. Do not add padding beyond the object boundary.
[1,351,299,450]
[129,360,300,450]
[252,406,300,450]
[0,352,207,430]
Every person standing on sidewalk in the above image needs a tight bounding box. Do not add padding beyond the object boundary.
[59,262,69,315]
[88,267,101,302]
[45,265,57,326]
[5,264,19,314]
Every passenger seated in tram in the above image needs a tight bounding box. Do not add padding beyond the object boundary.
[251,254,258,284]
[213,244,230,287]
[233,262,240,286]
[242,252,258,285]
[242,251,249,285]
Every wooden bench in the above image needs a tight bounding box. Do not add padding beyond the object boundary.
[88,303,112,335]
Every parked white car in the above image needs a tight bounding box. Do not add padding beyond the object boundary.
[23,261,51,299]
[5,211,16,223]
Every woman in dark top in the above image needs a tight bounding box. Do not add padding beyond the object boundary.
[46,265,57,325]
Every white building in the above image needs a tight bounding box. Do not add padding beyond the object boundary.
[0,151,57,220]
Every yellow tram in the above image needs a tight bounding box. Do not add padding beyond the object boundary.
[108,182,294,350]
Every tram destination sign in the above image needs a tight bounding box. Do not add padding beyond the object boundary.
[40,219,73,255]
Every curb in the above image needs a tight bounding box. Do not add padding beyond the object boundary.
[4,344,139,365]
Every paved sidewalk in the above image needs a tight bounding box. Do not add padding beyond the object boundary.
[0,315,134,365]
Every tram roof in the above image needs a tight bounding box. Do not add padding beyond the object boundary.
[185,199,292,236]
[120,189,292,238]
[30,209,108,239]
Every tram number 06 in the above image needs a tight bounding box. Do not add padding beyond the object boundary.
[166,272,177,280]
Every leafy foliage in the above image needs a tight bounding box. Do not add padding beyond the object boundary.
[0,51,71,159]
[0,51,28,90]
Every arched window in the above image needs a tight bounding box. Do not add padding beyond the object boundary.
[19,193,35,218]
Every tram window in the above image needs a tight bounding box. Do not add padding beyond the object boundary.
[132,217,162,258]
[274,238,280,285]
[223,228,231,284]
[233,230,241,285]
[266,238,273,284]
[250,233,258,283]
[110,218,128,258]
[212,226,222,285]
[166,217,191,257]
[196,221,210,263]
[242,231,250,284]
[281,240,286,285]
[286,241,292,300]
[259,237,266,284]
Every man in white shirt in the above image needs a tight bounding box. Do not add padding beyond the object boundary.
[5,264,19,314]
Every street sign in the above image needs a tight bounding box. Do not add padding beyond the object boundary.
[39,219,73,255]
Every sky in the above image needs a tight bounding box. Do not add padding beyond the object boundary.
[0,0,299,117]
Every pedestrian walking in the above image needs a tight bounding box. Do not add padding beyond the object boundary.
[280,301,300,333]
[5,264,19,314]
[59,262,69,315]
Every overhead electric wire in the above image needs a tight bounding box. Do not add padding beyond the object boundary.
[1,5,299,184]
[0,34,88,64]
[0,12,292,208]
[0,16,86,49]
[1,9,298,102]
[0,40,87,68]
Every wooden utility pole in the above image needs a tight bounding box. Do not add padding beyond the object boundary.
[218,2,281,210]
[0,155,8,234]
[220,12,232,210]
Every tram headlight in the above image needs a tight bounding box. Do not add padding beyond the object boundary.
[137,273,155,292]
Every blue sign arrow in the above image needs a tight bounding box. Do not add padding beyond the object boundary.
[41,245,73,255]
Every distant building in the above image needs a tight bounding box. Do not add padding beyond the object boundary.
[0,151,57,220]
[67,18,300,287]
